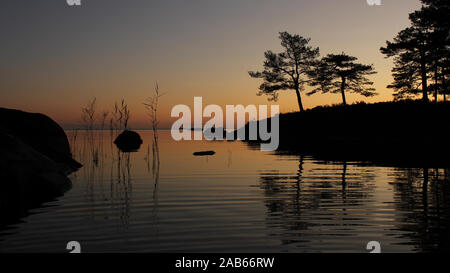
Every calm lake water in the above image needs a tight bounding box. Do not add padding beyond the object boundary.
[0,130,449,253]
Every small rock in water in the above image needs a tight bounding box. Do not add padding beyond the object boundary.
[193,150,215,156]
[114,130,143,152]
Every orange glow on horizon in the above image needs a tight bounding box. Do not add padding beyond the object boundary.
[0,0,421,129]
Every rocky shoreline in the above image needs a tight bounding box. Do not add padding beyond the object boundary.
[0,107,82,226]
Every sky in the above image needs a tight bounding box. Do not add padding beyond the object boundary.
[0,0,422,129]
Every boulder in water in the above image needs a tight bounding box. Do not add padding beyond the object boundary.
[114,130,143,152]
[0,107,82,172]
[0,107,81,226]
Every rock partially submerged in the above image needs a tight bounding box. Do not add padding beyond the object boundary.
[0,108,82,173]
[193,150,216,156]
[114,130,143,152]
[0,107,82,226]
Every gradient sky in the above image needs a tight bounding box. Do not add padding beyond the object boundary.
[0,0,421,129]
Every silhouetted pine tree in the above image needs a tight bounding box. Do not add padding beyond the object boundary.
[308,53,377,105]
[381,0,449,102]
[249,32,320,112]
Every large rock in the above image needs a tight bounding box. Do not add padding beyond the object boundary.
[0,108,81,227]
[114,130,143,152]
[0,108,82,173]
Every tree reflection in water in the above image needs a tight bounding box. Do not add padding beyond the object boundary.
[258,156,376,248]
[259,155,450,252]
[390,168,450,252]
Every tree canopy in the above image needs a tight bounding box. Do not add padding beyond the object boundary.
[381,0,449,102]
[308,53,377,105]
[249,32,320,112]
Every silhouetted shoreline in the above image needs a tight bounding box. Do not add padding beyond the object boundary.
[0,107,82,227]
[242,100,450,168]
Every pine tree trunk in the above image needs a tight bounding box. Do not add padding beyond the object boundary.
[442,73,447,102]
[341,77,347,105]
[295,88,305,112]
[434,65,439,103]
[420,53,429,102]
